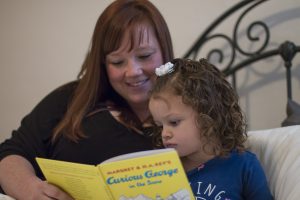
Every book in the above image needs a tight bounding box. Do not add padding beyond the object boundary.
[36,148,194,200]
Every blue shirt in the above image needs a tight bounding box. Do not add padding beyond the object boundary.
[187,150,273,200]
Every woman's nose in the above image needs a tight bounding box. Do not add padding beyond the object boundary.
[126,60,143,76]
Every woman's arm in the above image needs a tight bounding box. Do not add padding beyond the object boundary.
[0,155,73,200]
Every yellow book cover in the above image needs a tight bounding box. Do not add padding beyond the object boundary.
[36,148,194,200]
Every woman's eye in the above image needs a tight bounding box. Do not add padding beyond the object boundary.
[111,60,123,66]
[138,54,151,60]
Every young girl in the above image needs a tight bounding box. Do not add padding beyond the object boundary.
[149,58,273,200]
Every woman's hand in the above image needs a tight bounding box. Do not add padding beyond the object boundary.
[0,155,73,200]
[23,176,74,200]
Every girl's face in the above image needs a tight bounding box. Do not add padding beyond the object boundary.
[106,25,163,111]
[149,92,209,162]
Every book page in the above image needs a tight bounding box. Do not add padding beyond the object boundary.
[36,158,112,200]
[101,148,174,163]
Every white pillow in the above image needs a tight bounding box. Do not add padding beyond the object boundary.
[0,194,15,200]
[247,125,300,200]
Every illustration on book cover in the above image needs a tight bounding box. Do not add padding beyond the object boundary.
[119,188,190,200]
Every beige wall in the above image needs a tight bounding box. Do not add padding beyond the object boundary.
[1,0,300,142]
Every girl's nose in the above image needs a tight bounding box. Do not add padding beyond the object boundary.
[161,128,173,141]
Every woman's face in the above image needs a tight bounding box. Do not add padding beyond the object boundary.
[106,25,163,110]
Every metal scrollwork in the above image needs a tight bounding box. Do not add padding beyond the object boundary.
[183,0,270,71]
[233,0,270,56]
[183,0,300,100]
[198,34,235,72]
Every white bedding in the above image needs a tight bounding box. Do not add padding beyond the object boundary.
[247,125,300,200]
[0,194,14,200]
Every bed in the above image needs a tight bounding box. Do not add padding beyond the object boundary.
[183,0,300,130]
[183,0,300,199]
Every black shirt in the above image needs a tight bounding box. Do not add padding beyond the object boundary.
[0,82,153,179]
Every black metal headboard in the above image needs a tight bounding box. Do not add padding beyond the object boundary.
[183,0,300,127]
[183,0,300,99]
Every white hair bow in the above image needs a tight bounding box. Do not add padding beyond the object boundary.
[155,62,174,76]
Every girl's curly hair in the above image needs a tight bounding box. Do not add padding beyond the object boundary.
[151,58,247,157]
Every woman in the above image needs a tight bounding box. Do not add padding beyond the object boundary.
[0,0,174,199]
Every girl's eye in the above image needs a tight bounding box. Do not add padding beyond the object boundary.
[169,120,180,126]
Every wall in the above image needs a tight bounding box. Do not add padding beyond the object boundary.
[0,0,299,142]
